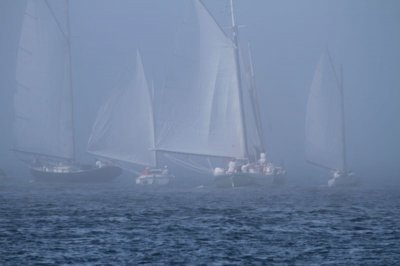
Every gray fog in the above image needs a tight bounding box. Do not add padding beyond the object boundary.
[1,0,399,185]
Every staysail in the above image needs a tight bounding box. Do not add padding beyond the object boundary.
[14,0,74,160]
[305,52,345,171]
[156,0,247,159]
[87,51,156,167]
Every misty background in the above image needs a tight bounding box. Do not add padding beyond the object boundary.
[1,0,399,184]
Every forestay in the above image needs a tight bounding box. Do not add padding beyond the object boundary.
[14,0,73,160]
[156,0,246,159]
[87,51,156,167]
[305,53,345,171]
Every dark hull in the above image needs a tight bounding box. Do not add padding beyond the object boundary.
[31,165,122,183]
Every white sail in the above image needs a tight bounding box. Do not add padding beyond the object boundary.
[305,52,345,171]
[14,0,74,160]
[156,0,246,159]
[87,51,156,167]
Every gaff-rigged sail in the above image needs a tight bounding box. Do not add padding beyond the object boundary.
[87,51,156,167]
[156,0,246,159]
[305,52,345,171]
[14,0,74,160]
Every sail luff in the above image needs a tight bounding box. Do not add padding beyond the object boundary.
[229,0,249,159]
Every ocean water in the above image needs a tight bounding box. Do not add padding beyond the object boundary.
[1,180,399,265]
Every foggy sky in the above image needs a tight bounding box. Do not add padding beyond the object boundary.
[1,0,399,183]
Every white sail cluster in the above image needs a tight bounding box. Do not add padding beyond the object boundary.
[15,0,266,172]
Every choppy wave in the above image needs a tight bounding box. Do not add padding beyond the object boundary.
[1,182,399,264]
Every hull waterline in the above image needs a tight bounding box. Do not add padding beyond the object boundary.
[31,165,122,183]
[214,172,286,188]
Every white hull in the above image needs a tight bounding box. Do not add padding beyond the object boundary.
[328,174,358,187]
[136,174,174,186]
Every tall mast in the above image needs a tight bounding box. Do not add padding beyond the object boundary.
[339,65,347,171]
[65,0,76,161]
[327,49,347,172]
[150,80,158,168]
[230,0,249,159]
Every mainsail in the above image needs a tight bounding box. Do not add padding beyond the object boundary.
[14,0,74,160]
[305,52,345,171]
[87,51,156,167]
[156,0,249,159]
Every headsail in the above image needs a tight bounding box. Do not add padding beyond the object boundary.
[156,0,246,159]
[305,52,345,171]
[87,51,156,167]
[14,0,74,160]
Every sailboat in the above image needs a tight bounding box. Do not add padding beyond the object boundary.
[87,50,174,186]
[305,50,357,187]
[13,0,121,182]
[155,0,285,188]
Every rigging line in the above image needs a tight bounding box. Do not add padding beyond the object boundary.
[44,0,68,41]
[306,159,337,172]
[188,156,214,172]
[247,43,266,151]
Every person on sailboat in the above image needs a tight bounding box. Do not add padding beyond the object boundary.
[95,159,105,168]
[162,165,169,175]
[334,170,341,178]
[142,167,150,176]
[258,153,267,165]
[241,162,250,173]
[227,159,237,174]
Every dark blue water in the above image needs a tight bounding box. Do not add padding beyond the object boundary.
[1,181,399,265]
